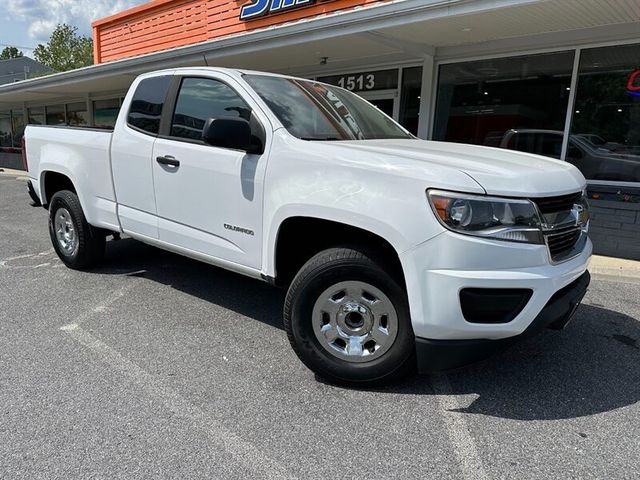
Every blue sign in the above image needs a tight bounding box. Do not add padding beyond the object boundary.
[240,0,328,21]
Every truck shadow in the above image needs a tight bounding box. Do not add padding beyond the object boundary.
[98,238,640,421]
[371,304,640,421]
[98,238,286,331]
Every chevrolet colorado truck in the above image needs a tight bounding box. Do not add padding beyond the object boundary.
[24,68,592,384]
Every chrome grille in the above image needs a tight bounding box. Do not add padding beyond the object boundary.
[531,191,586,263]
[545,226,582,261]
[532,192,582,214]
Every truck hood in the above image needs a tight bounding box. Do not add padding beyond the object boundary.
[331,139,586,197]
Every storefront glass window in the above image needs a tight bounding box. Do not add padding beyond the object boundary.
[568,43,640,183]
[316,69,400,120]
[93,99,120,129]
[11,110,25,147]
[28,107,45,125]
[0,112,11,147]
[66,102,89,127]
[434,51,574,156]
[399,66,422,136]
[46,105,66,125]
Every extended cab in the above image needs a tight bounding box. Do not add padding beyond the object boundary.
[24,68,592,384]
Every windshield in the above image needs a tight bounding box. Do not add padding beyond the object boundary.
[244,74,413,141]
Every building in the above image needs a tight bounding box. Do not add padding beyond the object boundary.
[0,56,52,167]
[0,0,638,259]
[0,56,51,86]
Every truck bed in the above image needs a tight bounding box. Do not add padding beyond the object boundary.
[25,125,120,231]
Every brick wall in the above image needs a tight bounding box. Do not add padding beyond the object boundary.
[589,200,640,260]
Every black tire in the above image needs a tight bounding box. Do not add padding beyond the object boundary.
[284,247,415,386]
[48,190,105,270]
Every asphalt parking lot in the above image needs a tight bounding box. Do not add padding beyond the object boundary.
[1,173,639,479]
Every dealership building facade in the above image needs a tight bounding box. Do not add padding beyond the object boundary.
[0,0,639,258]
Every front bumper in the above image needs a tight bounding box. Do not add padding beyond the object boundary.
[401,230,592,340]
[414,270,590,372]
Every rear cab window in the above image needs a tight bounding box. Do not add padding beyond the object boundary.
[127,76,173,135]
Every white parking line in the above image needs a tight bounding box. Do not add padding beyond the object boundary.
[0,249,56,269]
[431,373,490,480]
[60,285,295,480]
[69,282,137,323]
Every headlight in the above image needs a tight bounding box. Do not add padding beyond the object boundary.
[427,190,544,244]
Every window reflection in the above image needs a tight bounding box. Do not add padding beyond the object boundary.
[0,112,11,147]
[93,99,120,129]
[434,51,574,149]
[245,74,411,140]
[28,107,45,125]
[0,110,26,148]
[127,76,172,135]
[11,110,25,147]
[171,78,251,140]
[67,102,89,127]
[45,105,65,125]
[569,44,640,182]
[399,66,422,136]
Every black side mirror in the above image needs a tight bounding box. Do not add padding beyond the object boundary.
[203,117,257,153]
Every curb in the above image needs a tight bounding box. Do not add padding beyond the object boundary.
[590,255,640,281]
[0,168,28,178]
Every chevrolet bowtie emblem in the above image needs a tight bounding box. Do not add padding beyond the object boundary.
[572,204,589,226]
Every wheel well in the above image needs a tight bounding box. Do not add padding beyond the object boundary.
[274,217,405,287]
[43,171,75,206]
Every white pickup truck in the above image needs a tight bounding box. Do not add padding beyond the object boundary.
[25,68,592,385]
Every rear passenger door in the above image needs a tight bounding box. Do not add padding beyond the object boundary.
[111,74,173,238]
[151,73,270,270]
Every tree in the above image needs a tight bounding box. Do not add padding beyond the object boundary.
[0,46,23,60]
[33,24,93,72]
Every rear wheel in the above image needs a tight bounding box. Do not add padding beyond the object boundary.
[284,247,415,385]
[48,190,105,270]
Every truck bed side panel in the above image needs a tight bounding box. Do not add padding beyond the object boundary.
[25,125,120,231]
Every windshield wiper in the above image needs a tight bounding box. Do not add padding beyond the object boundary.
[300,136,341,141]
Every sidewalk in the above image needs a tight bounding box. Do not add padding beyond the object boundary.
[590,255,640,281]
[0,167,28,179]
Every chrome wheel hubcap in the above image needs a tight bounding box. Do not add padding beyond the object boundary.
[54,208,78,255]
[312,281,398,363]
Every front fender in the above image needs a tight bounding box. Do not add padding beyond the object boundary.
[263,203,439,279]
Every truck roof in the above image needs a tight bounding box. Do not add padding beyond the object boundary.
[136,66,318,85]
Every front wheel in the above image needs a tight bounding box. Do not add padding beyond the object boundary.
[284,247,415,385]
[48,190,105,270]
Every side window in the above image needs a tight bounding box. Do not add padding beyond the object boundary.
[127,76,172,135]
[171,77,251,141]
